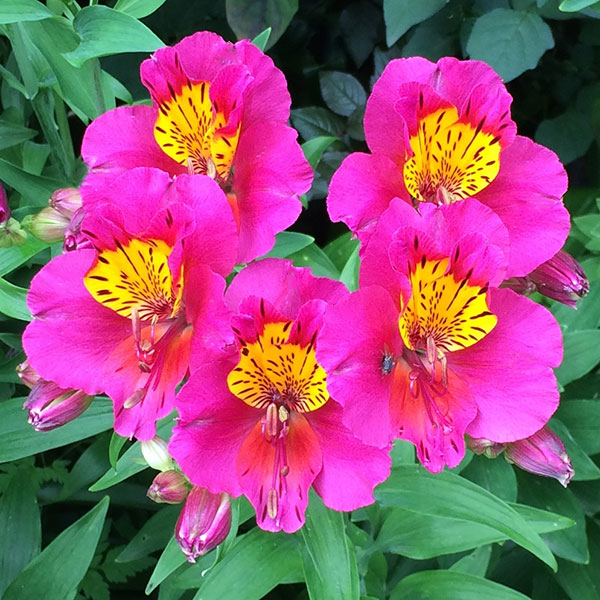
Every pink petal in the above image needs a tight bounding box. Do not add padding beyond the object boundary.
[232,123,311,263]
[81,105,181,176]
[170,355,258,497]
[476,136,570,276]
[456,287,562,442]
[23,250,129,394]
[310,401,391,511]
[237,411,322,533]
[317,285,404,448]
[327,152,407,247]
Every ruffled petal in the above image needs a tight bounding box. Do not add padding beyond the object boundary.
[476,136,570,277]
[310,401,391,510]
[317,285,404,448]
[23,250,129,394]
[456,287,562,442]
[232,123,311,263]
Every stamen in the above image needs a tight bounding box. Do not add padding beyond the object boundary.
[124,388,146,409]
[267,488,278,520]
[265,403,279,439]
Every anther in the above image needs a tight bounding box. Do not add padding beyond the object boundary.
[267,488,278,520]
[278,405,289,423]
[280,465,289,477]
[124,388,146,409]
[265,403,279,439]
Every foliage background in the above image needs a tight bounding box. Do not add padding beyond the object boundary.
[1,0,600,598]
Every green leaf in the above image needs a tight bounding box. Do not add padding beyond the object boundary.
[340,2,381,67]
[556,329,600,386]
[144,537,187,594]
[518,472,588,563]
[301,136,338,170]
[375,503,572,559]
[291,107,345,141]
[0,396,113,463]
[0,466,41,597]
[0,0,52,23]
[289,243,340,279]
[461,453,517,502]
[383,0,448,46]
[64,6,164,67]
[340,245,360,291]
[251,27,272,50]
[324,232,359,272]
[556,400,600,455]
[549,418,600,481]
[559,0,599,10]
[319,71,366,117]
[225,0,298,49]
[449,545,492,577]
[375,466,558,569]
[0,119,37,150]
[117,506,179,563]
[0,278,30,321]
[535,110,594,165]
[108,432,128,470]
[552,280,600,333]
[113,0,168,18]
[466,9,554,82]
[265,231,315,258]
[390,570,531,600]
[0,157,64,206]
[187,528,302,600]
[3,496,109,600]
[300,493,359,600]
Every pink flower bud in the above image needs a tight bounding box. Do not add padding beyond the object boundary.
[141,436,173,471]
[175,487,231,563]
[49,187,82,218]
[0,184,10,225]
[500,277,537,296]
[16,361,41,389]
[23,380,93,431]
[467,436,505,458]
[147,470,189,504]
[529,250,589,308]
[504,426,574,487]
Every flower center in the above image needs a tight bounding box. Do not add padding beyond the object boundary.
[399,256,497,364]
[403,108,501,204]
[84,238,183,321]
[154,80,240,181]
[227,322,329,413]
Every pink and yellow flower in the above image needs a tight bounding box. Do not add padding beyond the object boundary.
[169,259,391,533]
[81,31,312,264]
[23,167,237,440]
[317,199,563,472]
[328,57,569,277]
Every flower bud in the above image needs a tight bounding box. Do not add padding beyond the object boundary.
[26,207,71,243]
[0,218,27,248]
[147,470,189,504]
[49,187,82,218]
[467,436,505,458]
[16,361,41,389]
[500,277,537,296]
[23,380,93,431]
[504,426,574,487]
[63,208,91,252]
[529,250,589,308]
[0,184,10,225]
[175,487,231,563]
[141,436,173,471]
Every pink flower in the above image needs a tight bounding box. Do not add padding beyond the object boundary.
[317,199,563,473]
[23,167,237,440]
[175,487,231,562]
[81,31,312,263]
[169,259,391,533]
[148,470,190,504]
[327,57,570,277]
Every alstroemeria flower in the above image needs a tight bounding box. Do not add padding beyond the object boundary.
[317,199,563,472]
[169,259,391,533]
[23,167,237,440]
[81,31,311,263]
[328,56,569,277]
